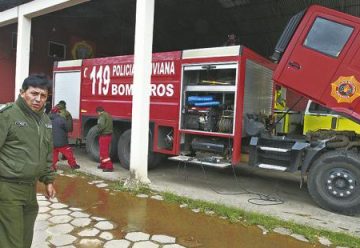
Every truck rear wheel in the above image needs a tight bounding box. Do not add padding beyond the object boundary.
[308,151,360,215]
[85,126,119,162]
[117,129,161,170]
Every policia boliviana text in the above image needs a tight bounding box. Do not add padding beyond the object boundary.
[0,74,56,248]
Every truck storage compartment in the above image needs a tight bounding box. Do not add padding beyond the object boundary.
[191,137,227,154]
[182,92,234,133]
[180,63,237,134]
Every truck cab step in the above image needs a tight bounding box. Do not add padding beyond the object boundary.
[258,163,287,171]
[259,146,289,152]
[249,136,309,172]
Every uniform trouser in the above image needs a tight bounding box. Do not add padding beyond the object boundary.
[53,145,77,169]
[99,134,113,169]
[0,180,38,248]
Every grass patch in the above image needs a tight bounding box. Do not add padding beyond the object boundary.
[61,169,360,248]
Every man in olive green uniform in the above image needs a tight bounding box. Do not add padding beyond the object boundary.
[0,74,56,248]
[96,106,114,172]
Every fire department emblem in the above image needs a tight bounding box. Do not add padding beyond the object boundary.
[331,76,360,103]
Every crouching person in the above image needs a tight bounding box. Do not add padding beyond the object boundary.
[0,74,56,248]
[49,106,80,171]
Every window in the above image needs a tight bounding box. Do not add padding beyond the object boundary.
[309,102,332,114]
[303,17,353,57]
[48,41,66,59]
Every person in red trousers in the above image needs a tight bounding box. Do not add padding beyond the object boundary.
[96,106,114,172]
[49,107,80,171]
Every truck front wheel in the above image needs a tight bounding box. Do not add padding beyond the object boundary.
[308,151,360,215]
[117,129,161,170]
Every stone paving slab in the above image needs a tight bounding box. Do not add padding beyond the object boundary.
[125,231,150,242]
[47,223,74,235]
[163,244,186,248]
[71,217,92,227]
[104,239,131,248]
[48,234,77,246]
[51,209,71,215]
[151,195,164,201]
[79,238,104,247]
[94,220,116,230]
[100,231,114,240]
[49,215,73,224]
[132,240,160,248]
[151,234,176,244]
[71,211,90,218]
[78,227,100,237]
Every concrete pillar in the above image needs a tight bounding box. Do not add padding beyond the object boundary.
[130,0,155,184]
[15,14,32,97]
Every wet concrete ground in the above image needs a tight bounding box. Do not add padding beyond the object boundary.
[34,173,322,248]
[69,146,360,239]
[30,145,360,247]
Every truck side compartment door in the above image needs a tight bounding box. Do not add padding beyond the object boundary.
[53,71,82,139]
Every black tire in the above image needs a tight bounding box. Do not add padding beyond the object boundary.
[85,126,119,162]
[308,151,360,215]
[117,129,161,170]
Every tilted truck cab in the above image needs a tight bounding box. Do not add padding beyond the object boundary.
[273,5,360,121]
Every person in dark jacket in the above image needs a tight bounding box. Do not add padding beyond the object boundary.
[96,106,114,172]
[49,107,80,171]
[56,100,73,132]
[0,74,56,248]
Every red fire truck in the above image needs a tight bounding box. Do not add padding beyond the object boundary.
[53,5,360,215]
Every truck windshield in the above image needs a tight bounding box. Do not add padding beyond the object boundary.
[303,17,353,58]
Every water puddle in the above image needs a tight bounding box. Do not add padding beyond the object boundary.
[39,175,322,248]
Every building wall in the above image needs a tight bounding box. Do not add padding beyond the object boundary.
[0,16,97,104]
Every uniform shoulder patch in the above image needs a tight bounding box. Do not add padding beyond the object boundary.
[0,103,14,113]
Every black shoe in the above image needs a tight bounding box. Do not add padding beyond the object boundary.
[72,164,80,169]
[102,168,113,172]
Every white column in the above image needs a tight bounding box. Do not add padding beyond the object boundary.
[15,13,32,97]
[130,0,155,184]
